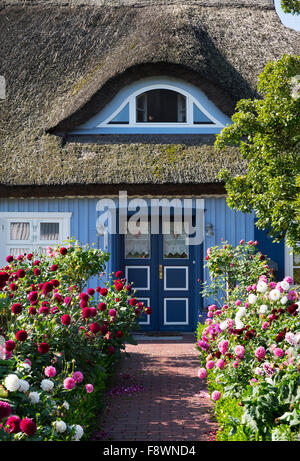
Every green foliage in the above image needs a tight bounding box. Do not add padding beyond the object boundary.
[215,55,300,253]
[281,0,300,15]
[201,240,272,304]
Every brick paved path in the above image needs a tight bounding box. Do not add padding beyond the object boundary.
[93,334,218,441]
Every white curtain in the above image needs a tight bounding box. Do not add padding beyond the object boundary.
[10,222,30,240]
[125,234,150,258]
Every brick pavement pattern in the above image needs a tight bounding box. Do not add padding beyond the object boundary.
[95,334,218,441]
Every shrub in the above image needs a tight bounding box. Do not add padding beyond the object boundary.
[0,240,150,440]
[201,240,273,305]
[197,271,300,441]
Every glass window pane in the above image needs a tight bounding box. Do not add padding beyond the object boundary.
[293,253,300,266]
[108,103,129,124]
[125,232,150,259]
[193,104,214,124]
[293,268,300,284]
[10,222,30,240]
[163,222,189,259]
[40,222,59,240]
[136,90,186,123]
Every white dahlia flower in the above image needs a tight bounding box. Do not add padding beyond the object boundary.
[71,424,84,441]
[4,374,20,392]
[18,379,30,393]
[248,294,258,304]
[40,379,54,392]
[54,420,67,433]
[29,391,40,404]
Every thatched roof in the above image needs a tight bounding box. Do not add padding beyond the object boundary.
[0,0,299,195]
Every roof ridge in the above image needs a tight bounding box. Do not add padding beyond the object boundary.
[0,0,275,10]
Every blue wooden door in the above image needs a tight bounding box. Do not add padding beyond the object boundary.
[120,218,198,331]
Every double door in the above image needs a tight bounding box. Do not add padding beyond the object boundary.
[120,220,199,331]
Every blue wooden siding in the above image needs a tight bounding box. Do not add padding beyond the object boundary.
[203,197,255,310]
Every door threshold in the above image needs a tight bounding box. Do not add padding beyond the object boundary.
[132,335,183,341]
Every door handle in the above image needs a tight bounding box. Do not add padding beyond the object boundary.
[159,264,163,280]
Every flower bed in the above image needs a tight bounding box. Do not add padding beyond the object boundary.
[0,240,150,441]
[197,242,300,441]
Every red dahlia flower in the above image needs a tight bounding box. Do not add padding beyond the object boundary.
[0,401,12,421]
[59,247,68,255]
[15,330,28,342]
[82,307,91,320]
[5,415,21,433]
[98,302,107,311]
[11,303,22,314]
[51,279,60,288]
[0,272,9,282]
[80,292,89,302]
[129,298,137,306]
[38,342,50,354]
[115,282,123,291]
[16,269,25,278]
[90,322,101,334]
[5,340,16,352]
[61,314,71,325]
[42,282,53,293]
[20,417,37,436]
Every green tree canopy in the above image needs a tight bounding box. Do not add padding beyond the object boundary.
[215,55,300,254]
[281,0,300,15]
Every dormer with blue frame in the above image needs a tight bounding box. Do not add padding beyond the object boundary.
[70,77,232,135]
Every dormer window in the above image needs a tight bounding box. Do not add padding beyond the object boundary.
[71,78,231,135]
[136,90,187,123]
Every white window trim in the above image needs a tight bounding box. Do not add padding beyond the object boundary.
[125,265,150,290]
[285,242,300,285]
[164,266,189,291]
[99,83,223,129]
[163,298,189,325]
[0,212,72,264]
[136,297,151,325]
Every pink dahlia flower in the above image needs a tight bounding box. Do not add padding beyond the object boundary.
[234,345,245,359]
[64,377,76,390]
[206,360,215,370]
[273,348,284,358]
[72,371,84,383]
[211,391,221,401]
[44,366,56,378]
[197,368,207,379]
[85,384,94,393]
[254,346,266,360]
